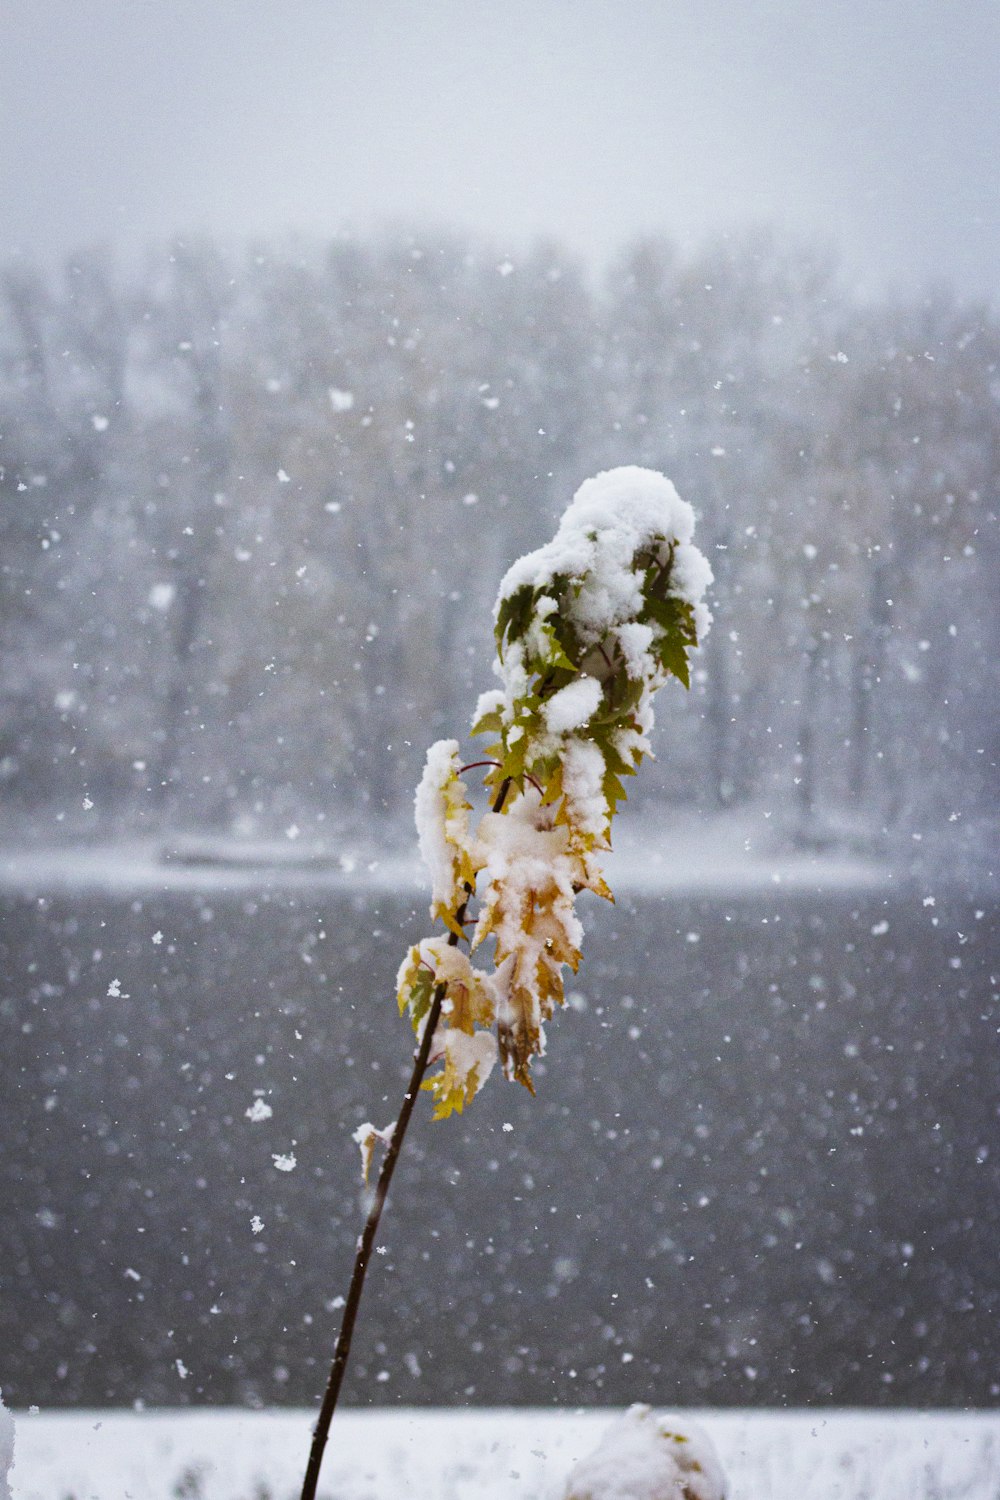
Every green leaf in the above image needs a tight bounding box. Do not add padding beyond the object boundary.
[548,604,582,668]
[496,584,535,653]
[645,592,697,643]
[603,766,630,818]
[593,732,633,779]
[404,966,435,1031]
[471,707,504,739]
[536,619,576,674]
[642,594,696,688]
[656,632,691,688]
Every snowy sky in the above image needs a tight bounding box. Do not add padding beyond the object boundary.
[2,0,998,299]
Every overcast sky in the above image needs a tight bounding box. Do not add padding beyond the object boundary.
[2,0,998,299]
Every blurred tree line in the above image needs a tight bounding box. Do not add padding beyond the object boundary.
[0,232,996,852]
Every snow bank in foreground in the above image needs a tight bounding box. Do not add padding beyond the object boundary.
[9,1408,1000,1500]
[0,1392,14,1500]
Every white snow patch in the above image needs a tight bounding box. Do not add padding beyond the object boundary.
[413,738,468,914]
[616,621,655,677]
[473,687,506,726]
[543,675,602,735]
[443,1026,498,1093]
[561,739,608,839]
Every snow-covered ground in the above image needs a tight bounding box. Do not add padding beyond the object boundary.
[0,806,892,896]
[9,1407,1000,1500]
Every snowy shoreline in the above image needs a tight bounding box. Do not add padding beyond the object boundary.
[10,1406,1000,1500]
[0,819,894,897]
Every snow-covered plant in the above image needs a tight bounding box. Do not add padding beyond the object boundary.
[301,466,712,1500]
[398,464,713,1108]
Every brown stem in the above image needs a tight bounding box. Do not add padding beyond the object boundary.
[649,542,675,599]
[300,775,511,1500]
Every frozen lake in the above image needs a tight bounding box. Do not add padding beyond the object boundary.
[1,859,997,1411]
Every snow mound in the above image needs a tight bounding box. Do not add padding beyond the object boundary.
[564,1404,727,1500]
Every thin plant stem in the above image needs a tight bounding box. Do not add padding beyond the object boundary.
[300,776,511,1500]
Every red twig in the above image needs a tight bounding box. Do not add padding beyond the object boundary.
[460,759,544,797]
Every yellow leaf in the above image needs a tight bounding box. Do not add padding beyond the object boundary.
[423,1028,498,1119]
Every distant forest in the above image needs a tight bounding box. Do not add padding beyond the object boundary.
[1,232,997,853]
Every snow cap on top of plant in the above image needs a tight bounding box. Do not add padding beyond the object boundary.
[476,464,713,820]
[497,464,712,645]
[395,464,713,1120]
